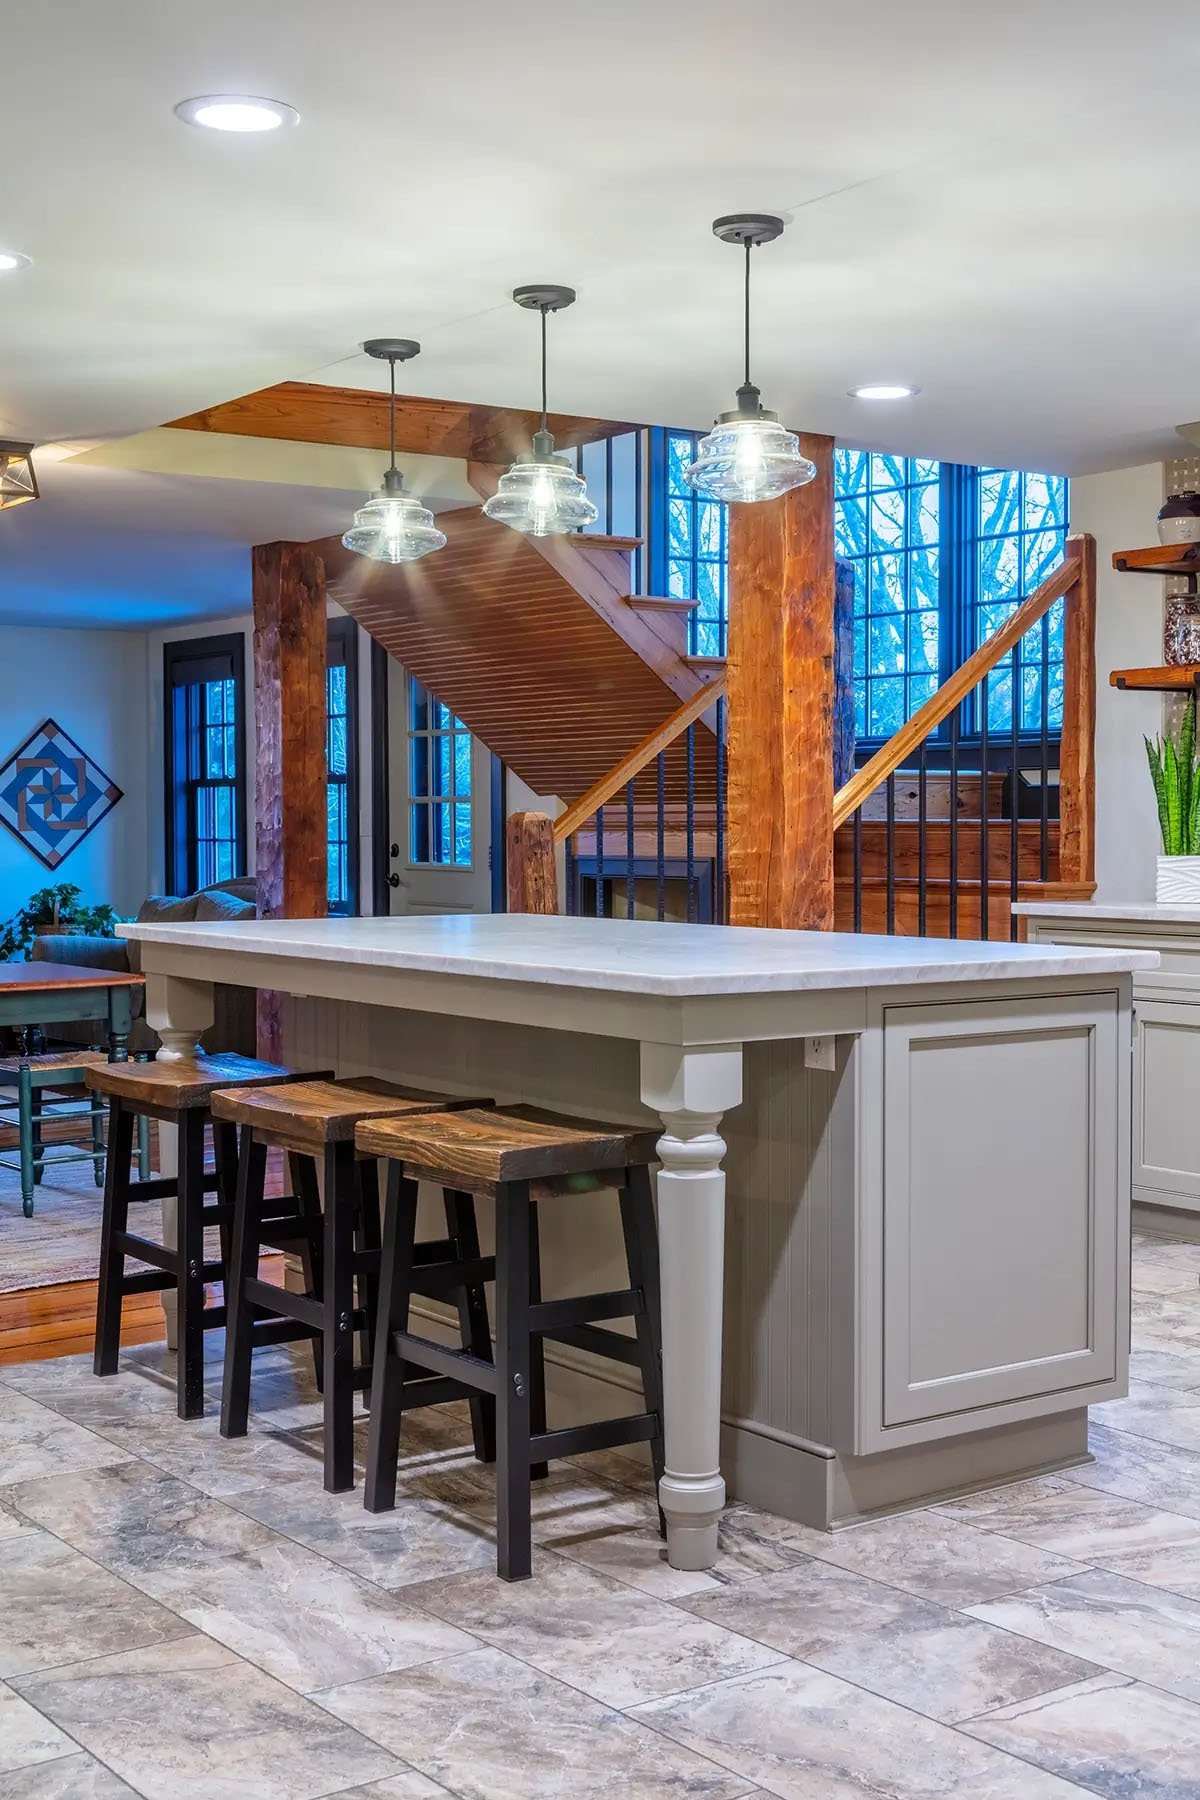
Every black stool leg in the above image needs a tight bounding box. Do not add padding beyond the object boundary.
[364,1165,418,1513]
[354,1157,382,1384]
[621,1165,667,1532]
[213,1121,240,1274]
[94,1098,134,1376]
[528,1206,549,1481]
[323,1140,357,1492]
[495,1179,533,1581]
[221,1128,268,1440]
[290,1152,324,1392]
[444,1187,496,1464]
[176,1109,208,1421]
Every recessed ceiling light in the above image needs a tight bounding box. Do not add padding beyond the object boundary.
[174,95,299,133]
[849,383,919,401]
[0,250,32,274]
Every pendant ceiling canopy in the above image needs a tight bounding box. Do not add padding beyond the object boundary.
[0,442,39,511]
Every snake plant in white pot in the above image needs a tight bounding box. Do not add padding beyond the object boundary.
[1146,693,1200,902]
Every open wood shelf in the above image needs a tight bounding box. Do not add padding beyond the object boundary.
[1110,665,1200,692]
[1113,544,1200,578]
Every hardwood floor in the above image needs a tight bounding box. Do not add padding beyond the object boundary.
[0,1277,163,1365]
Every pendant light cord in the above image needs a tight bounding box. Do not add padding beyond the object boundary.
[744,239,752,389]
[388,353,397,474]
[540,305,549,433]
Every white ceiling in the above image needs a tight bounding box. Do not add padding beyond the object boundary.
[2,0,1198,626]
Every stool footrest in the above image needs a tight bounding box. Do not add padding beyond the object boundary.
[201,1304,227,1329]
[399,1374,481,1410]
[117,1267,176,1296]
[251,1316,321,1348]
[391,1330,499,1396]
[542,1322,644,1367]
[123,1176,177,1203]
[529,1289,640,1332]
[112,1233,179,1275]
[530,1412,658,1464]
[412,1255,494,1296]
[244,1277,323,1331]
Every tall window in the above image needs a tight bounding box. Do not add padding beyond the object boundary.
[653,428,730,656]
[164,634,247,895]
[408,676,471,866]
[326,617,360,914]
[651,433,1068,742]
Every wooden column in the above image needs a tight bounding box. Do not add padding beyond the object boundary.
[1059,531,1097,890]
[725,433,836,929]
[506,813,559,914]
[252,541,328,1059]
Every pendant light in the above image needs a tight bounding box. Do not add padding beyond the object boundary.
[0,441,38,510]
[685,215,816,504]
[342,340,447,563]
[482,286,598,537]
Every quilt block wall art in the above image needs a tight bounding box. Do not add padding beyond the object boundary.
[0,719,123,870]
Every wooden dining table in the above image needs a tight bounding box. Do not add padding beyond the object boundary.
[0,963,144,1057]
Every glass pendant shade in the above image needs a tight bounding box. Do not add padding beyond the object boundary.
[483,429,598,537]
[0,442,38,510]
[342,469,446,563]
[685,405,816,505]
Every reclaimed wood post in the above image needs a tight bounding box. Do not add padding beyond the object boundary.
[1059,532,1097,890]
[726,432,836,929]
[507,812,559,915]
[252,541,328,1059]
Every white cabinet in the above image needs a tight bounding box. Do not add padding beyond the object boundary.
[1020,907,1200,1220]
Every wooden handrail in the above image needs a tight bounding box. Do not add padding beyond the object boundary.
[832,548,1083,831]
[552,674,727,844]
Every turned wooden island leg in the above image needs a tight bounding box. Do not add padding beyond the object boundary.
[640,1041,743,1571]
[144,974,215,1348]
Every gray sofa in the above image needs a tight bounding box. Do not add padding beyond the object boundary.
[31,879,257,1056]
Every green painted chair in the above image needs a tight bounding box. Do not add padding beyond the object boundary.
[0,1050,150,1217]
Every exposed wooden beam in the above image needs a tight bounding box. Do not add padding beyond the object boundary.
[252,540,328,1059]
[507,813,559,915]
[168,381,641,463]
[725,434,837,931]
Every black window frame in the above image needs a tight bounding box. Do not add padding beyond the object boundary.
[163,632,248,897]
[326,615,361,915]
[648,428,1068,758]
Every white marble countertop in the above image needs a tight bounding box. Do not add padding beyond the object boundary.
[119,913,1158,998]
[1014,901,1200,925]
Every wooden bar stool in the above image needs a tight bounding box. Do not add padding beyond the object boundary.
[87,1052,323,1420]
[213,1077,495,1493]
[358,1105,665,1581]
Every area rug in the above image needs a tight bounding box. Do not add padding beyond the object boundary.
[0,1162,169,1294]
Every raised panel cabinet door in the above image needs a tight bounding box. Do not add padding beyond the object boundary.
[875,990,1121,1439]
[1134,999,1200,1210]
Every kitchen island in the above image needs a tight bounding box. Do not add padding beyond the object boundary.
[121,913,1155,1570]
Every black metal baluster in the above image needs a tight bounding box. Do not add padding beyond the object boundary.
[605,436,614,536]
[979,671,990,941]
[928,738,935,943]
[949,709,960,939]
[625,777,636,920]
[853,804,863,933]
[715,693,726,924]
[656,751,666,921]
[685,724,696,922]
[1039,613,1050,882]
[1010,645,1021,941]
[885,771,896,935]
[634,430,644,596]
[595,804,605,917]
[566,838,578,916]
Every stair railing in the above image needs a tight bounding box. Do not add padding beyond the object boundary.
[507,674,726,919]
[832,533,1095,940]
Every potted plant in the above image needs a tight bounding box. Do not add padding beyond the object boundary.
[1146,694,1200,903]
[0,883,119,961]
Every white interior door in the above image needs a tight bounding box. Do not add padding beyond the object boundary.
[386,658,492,914]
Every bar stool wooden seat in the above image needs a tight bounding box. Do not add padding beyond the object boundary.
[213,1078,494,1493]
[357,1104,665,1581]
[87,1052,322,1420]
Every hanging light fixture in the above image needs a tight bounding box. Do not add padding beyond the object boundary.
[0,442,38,510]
[686,215,816,504]
[482,286,598,537]
[342,340,447,564]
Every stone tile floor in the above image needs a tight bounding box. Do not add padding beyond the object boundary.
[1,1233,1200,1796]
